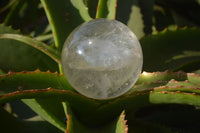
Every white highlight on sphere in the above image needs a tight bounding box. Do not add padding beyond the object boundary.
[62,19,143,99]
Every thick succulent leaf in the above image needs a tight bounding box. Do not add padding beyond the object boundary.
[0,70,99,108]
[66,106,128,133]
[88,87,200,128]
[0,24,58,72]
[115,111,128,133]
[0,71,99,131]
[141,27,200,72]
[135,71,188,85]
[116,0,144,39]
[70,0,92,21]
[0,108,61,133]
[0,33,61,64]
[150,87,200,105]
[116,0,154,39]
[106,0,117,19]
[96,0,108,18]
[40,0,92,50]
[65,106,90,133]
[22,99,66,132]
[34,33,53,42]
[0,70,73,93]
[64,71,200,127]
[96,0,117,19]
[130,71,200,92]
[129,72,200,95]
[1,71,200,130]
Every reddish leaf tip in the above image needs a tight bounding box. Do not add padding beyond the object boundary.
[46,70,51,73]
[8,71,14,75]
[34,69,41,72]
[188,73,200,77]
[65,114,71,133]
[53,71,59,74]
[120,111,128,133]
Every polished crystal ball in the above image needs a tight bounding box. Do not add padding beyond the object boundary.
[62,19,143,99]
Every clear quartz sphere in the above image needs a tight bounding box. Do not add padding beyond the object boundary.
[62,19,143,99]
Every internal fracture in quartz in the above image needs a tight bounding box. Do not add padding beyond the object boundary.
[62,19,143,99]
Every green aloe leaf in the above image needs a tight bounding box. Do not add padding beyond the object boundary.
[0,107,62,133]
[63,71,200,127]
[0,70,73,93]
[116,111,128,133]
[150,87,200,105]
[0,33,61,64]
[0,70,99,109]
[96,0,117,19]
[116,0,144,39]
[116,0,154,39]
[22,99,66,132]
[96,0,108,18]
[90,86,200,130]
[40,0,92,50]
[34,33,53,42]
[135,71,188,85]
[0,24,58,72]
[65,105,90,133]
[0,70,98,131]
[1,70,200,131]
[70,0,92,21]
[66,106,128,133]
[106,0,117,19]
[141,27,200,72]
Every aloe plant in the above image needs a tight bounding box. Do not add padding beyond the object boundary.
[0,0,200,133]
